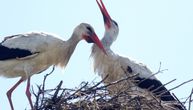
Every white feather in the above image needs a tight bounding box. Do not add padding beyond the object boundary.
[1,32,64,53]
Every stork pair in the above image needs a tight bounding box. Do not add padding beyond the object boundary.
[0,0,185,110]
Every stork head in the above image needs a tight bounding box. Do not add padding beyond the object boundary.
[96,0,119,44]
[75,23,106,54]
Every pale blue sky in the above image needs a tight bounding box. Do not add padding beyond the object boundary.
[0,0,193,109]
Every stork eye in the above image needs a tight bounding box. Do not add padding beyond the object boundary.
[86,26,92,33]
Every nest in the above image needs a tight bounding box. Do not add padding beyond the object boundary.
[33,67,193,110]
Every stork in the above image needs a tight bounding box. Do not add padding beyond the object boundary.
[0,23,106,110]
[91,0,185,110]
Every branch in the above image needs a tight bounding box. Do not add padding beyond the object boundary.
[188,88,193,110]
[168,79,193,92]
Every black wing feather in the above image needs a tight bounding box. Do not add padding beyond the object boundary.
[134,77,175,101]
[0,45,33,60]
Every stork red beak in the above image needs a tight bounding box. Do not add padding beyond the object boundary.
[96,0,112,29]
[91,33,107,55]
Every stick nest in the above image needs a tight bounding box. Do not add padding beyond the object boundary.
[33,67,192,110]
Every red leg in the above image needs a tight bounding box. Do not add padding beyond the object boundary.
[7,77,25,110]
[25,77,33,110]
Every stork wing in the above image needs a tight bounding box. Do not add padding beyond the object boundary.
[0,32,64,61]
[0,33,46,61]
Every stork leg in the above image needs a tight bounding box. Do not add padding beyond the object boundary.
[7,77,25,110]
[25,77,33,110]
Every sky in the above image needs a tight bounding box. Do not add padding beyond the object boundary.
[0,0,193,109]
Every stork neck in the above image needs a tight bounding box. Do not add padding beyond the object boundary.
[58,33,81,67]
[67,33,81,47]
[65,33,81,57]
[101,34,113,48]
[101,36,115,55]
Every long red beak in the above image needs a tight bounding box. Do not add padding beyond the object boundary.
[91,33,107,55]
[96,0,112,29]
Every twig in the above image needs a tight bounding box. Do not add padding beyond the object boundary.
[87,74,109,90]
[32,85,41,108]
[168,79,193,92]
[42,66,55,91]
[51,81,63,101]
[172,93,187,110]
[97,73,138,90]
[188,88,193,110]
[121,62,167,89]
[41,66,55,107]
[137,65,168,87]
[64,82,89,101]
[153,79,176,95]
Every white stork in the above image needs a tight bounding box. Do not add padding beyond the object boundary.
[0,23,106,110]
[91,0,185,110]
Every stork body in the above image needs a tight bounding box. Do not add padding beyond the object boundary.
[91,0,185,110]
[0,23,106,110]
